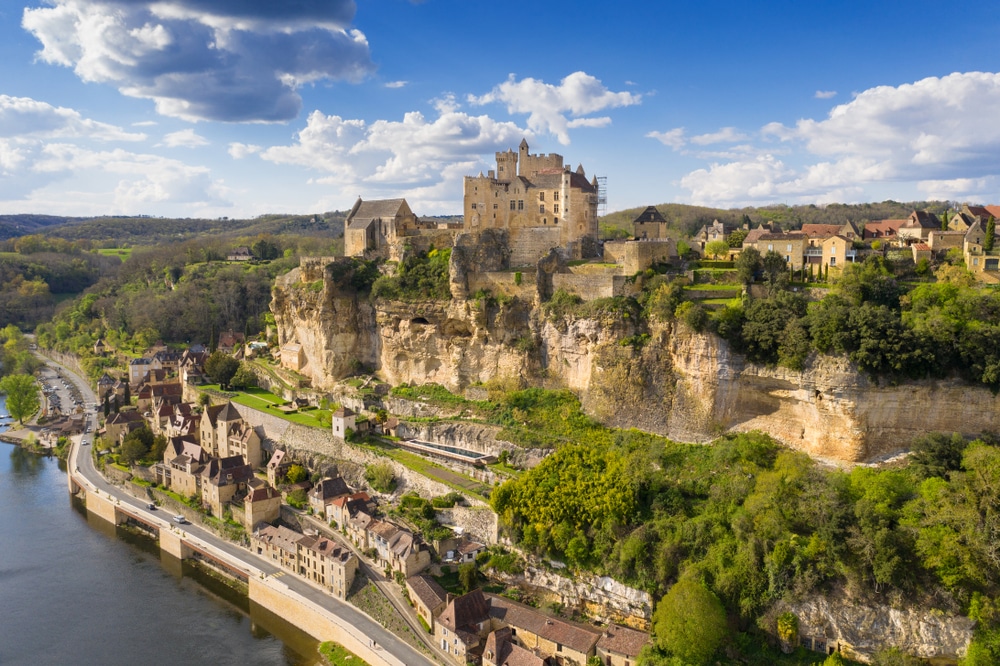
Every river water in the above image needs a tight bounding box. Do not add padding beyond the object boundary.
[0,397,322,666]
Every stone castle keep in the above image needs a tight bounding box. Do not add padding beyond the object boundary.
[463,138,601,266]
[344,139,602,267]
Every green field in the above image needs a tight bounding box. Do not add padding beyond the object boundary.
[95,247,134,261]
[318,641,368,666]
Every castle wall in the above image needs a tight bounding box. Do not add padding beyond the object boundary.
[604,239,677,274]
[509,227,565,267]
[467,272,539,301]
[551,273,632,300]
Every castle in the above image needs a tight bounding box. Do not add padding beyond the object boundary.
[463,138,601,266]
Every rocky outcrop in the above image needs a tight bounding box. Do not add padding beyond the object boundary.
[272,257,1000,463]
[774,590,974,663]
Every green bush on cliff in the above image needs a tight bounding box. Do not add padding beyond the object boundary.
[371,248,451,301]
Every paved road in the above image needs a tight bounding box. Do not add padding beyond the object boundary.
[49,355,436,666]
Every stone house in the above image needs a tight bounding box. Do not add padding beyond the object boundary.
[160,435,208,497]
[631,205,668,239]
[136,381,182,413]
[93,338,108,356]
[752,232,807,271]
[308,477,351,519]
[329,492,374,531]
[200,455,254,517]
[266,449,289,486]
[489,596,601,666]
[344,197,420,258]
[436,589,492,665]
[227,247,253,262]
[347,509,374,549]
[225,421,262,468]
[105,410,145,444]
[243,485,282,530]
[463,138,601,266]
[819,235,857,272]
[692,219,738,253]
[800,221,860,241]
[217,331,245,354]
[296,534,358,600]
[897,210,941,244]
[927,229,967,252]
[97,373,115,398]
[128,357,153,387]
[595,624,650,666]
[367,519,431,577]
[483,627,549,666]
[863,218,907,242]
[963,220,1000,280]
[253,524,301,571]
[200,402,255,462]
[280,342,305,372]
[406,574,448,633]
[332,407,356,439]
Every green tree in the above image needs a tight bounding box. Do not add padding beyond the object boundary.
[102,393,110,418]
[652,577,728,665]
[727,228,748,248]
[204,351,240,389]
[458,562,478,593]
[705,239,730,259]
[986,216,996,253]
[286,464,307,485]
[365,462,396,493]
[735,246,761,285]
[761,250,789,291]
[123,381,131,405]
[0,374,39,425]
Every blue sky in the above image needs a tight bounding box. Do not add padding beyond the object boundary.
[1,0,999,218]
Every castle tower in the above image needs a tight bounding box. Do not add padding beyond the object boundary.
[518,138,530,176]
[495,148,517,183]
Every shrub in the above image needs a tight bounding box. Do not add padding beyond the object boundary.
[365,461,396,493]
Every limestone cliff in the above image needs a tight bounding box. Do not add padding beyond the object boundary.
[272,256,1000,464]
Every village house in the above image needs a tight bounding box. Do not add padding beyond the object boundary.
[595,624,650,666]
[692,219,738,253]
[136,381,183,413]
[367,519,432,577]
[225,420,262,468]
[329,492,374,531]
[800,221,860,241]
[896,210,941,244]
[489,596,601,666]
[279,341,305,372]
[200,455,254,517]
[331,407,356,439]
[962,220,1000,282]
[217,330,245,355]
[296,534,358,600]
[251,525,359,600]
[227,246,253,262]
[436,589,492,665]
[406,574,448,633]
[105,410,145,444]
[97,373,115,398]
[151,350,183,374]
[158,435,208,497]
[347,508,374,549]
[309,477,351,519]
[863,218,907,241]
[266,449,290,486]
[128,357,153,387]
[751,232,807,270]
[93,338,108,356]
[243,484,282,530]
[483,627,549,666]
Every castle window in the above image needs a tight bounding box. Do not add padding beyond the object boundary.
[539,205,545,214]
[510,200,516,210]
[539,192,545,201]
[471,203,477,210]
[493,203,498,210]
[553,192,559,201]
[553,217,559,224]
[554,204,559,214]
[518,200,524,210]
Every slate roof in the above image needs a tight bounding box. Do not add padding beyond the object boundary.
[406,574,448,611]
[216,401,241,422]
[596,624,650,658]
[485,627,546,666]
[347,198,407,230]
[333,407,356,418]
[489,596,600,654]
[633,205,666,225]
[255,524,301,555]
[310,477,351,502]
[439,589,490,634]
[246,485,281,502]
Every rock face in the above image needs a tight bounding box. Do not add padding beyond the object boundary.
[776,590,974,663]
[272,256,1000,463]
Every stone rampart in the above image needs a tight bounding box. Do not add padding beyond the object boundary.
[551,272,632,299]
[467,271,539,301]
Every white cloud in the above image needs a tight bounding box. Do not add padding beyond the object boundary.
[690,127,748,145]
[918,177,997,201]
[384,80,408,89]
[259,105,526,213]
[675,71,1000,205]
[22,0,374,122]
[132,120,157,127]
[228,142,262,159]
[161,128,208,148]
[814,90,837,99]
[0,95,145,141]
[469,71,640,145]
[646,128,686,150]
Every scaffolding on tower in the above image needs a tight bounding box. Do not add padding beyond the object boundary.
[596,176,608,216]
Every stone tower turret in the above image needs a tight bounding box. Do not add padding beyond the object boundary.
[495,148,517,183]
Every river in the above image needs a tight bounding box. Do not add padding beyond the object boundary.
[0,397,323,666]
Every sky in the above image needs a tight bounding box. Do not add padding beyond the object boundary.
[1,0,999,219]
